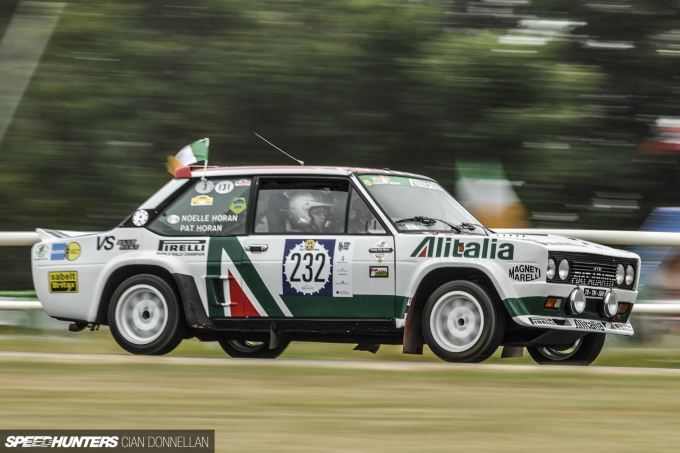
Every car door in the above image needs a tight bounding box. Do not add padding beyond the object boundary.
[148,176,252,318]
[242,176,396,319]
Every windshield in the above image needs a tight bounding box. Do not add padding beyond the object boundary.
[358,174,484,233]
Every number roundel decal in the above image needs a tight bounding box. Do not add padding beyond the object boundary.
[283,239,334,296]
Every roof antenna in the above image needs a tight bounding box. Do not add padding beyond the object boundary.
[254,132,304,166]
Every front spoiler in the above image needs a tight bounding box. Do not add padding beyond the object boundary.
[514,315,634,336]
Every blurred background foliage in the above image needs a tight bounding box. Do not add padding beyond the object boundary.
[2,0,680,289]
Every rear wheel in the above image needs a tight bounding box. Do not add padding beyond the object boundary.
[108,274,185,355]
[527,333,605,365]
[218,338,290,359]
[422,280,504,363]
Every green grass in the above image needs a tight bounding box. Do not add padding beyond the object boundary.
[2,329,680,451]
[1,345,680,452]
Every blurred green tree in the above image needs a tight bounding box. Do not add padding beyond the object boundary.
[1,0,680,289]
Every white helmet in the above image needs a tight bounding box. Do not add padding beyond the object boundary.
[288,191,333,229]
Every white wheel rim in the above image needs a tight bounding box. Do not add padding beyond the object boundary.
[115,284,168,345]
[430,290,484,352]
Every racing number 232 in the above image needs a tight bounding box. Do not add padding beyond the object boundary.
[288,252,326,282]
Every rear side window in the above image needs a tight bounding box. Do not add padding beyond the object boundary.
[254,178,349,234]
[148,178,251,236]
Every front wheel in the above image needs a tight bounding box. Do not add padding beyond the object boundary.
[527,333,606,365]
[422,280,504,363]
[218,338,290,359]
[108,274,185,355]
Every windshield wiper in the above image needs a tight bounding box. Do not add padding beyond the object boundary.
[459,222,492,235]
[395,216,462,233]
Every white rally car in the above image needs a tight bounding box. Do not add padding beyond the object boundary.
[31,165,640,365]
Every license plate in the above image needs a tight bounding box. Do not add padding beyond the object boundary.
[584,287,606,298]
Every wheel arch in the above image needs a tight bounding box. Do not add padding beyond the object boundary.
[96,265,180,324]
[402,266,505,354]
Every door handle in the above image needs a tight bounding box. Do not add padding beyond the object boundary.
[245,244,269,252]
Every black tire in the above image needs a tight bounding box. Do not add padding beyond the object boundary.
[422,280,504,363]
[218,338,290,359]
[527,333,605,366]
[108,274,185,355]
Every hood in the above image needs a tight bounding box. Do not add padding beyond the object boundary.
[493,232,632,256]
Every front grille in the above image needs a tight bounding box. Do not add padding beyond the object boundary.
[550,252,637,289]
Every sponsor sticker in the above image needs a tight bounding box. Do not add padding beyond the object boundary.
[33,244,49,261]
[612,323,634,333]
[574,319,605,331]
[157,239,207,256]
[214,180,235,194]
[410,237,514,260]
[117,239,139,251]
[167,214,180,224]
[51,242,80,261]
[49,271,78,293]
[509,264,541,282]
[229,198,246,215]
[97,237,139,251]
[370,266,389,278]
[191,196,213,206]
[528,317,556,326]
[195,180,214,194]
[369,239,393,263]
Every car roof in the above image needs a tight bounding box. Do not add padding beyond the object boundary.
[176,165,430,180]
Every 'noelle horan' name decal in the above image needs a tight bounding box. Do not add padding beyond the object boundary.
[410,237,514,260]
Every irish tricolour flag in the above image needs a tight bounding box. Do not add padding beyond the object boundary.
[166,138,210,176]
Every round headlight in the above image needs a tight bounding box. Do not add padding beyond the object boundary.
[547,258,556,280]
[625,265,635,286]
[616,264,625,285]
[568,288,586,314]
[603,291,619,317]
[558,259,570,280]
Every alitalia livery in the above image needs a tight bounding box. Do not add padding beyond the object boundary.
[31,165,640,364]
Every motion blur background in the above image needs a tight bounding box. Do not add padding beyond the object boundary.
[2,0,680,297]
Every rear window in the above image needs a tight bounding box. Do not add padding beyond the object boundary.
[148,178,251,236]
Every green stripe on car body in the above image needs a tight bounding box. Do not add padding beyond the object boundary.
[208,237,286,317]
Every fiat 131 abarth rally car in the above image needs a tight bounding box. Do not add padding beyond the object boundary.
[31,165,640,365]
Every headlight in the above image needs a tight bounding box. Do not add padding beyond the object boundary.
[558,259,570,280]
[616,264,625,285]
[547,258,556,280]
[625,265,635,286]
[568,288,586,314]
[603,291,619,317]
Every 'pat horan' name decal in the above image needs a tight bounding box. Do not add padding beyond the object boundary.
[410,237,514,260]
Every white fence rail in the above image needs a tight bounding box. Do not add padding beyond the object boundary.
[2,230,680,314]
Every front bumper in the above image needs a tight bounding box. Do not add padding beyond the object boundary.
[513,314,634,336]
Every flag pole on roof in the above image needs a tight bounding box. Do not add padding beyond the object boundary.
[166,138,210,177]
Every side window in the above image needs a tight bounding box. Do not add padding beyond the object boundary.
[347,189,386,235]
[148,178,251,236]
[255,178,348,234]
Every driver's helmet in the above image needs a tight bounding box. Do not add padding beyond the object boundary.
[288,191,333,229]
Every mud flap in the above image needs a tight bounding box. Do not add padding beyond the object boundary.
[402,297,424,355]
[501,346,524,358]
